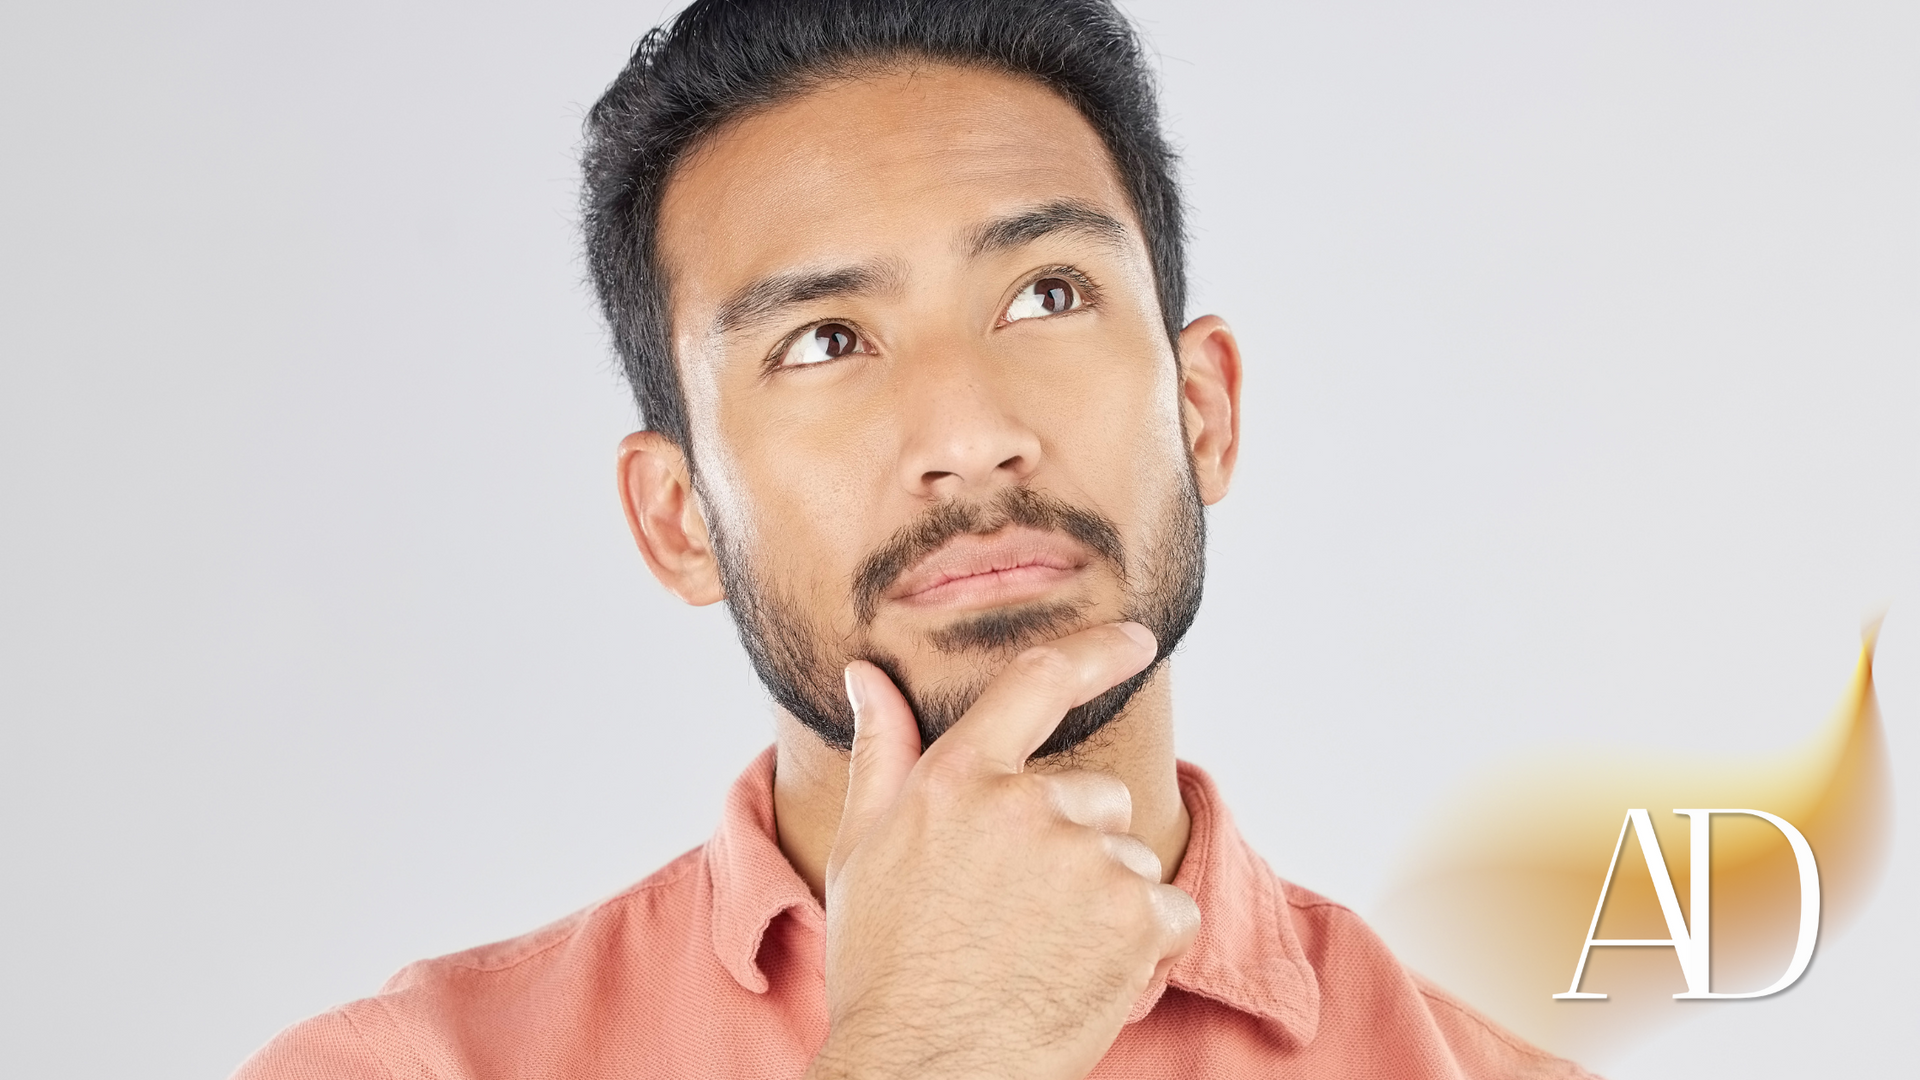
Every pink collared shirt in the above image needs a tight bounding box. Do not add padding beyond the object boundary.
[235,750,1598,1079]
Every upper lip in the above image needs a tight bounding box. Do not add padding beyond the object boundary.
[883,526,1090,604]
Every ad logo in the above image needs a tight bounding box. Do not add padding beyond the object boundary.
[1553,808,1820,1001]
[1373,627,1889,1062]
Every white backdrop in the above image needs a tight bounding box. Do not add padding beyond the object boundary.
[1,2,1914,1077]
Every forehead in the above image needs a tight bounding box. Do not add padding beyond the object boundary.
[656,63,1138,317]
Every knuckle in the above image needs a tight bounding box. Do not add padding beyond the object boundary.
[1112,835,1163,881]
[1153,884,1202,937]
[921,740,985,785]
[1031,773,1069,812]
[1107,877,1163,943]
[847,724,886,762]
[999,773,1058,827]
[1091,773,1132,814]
[1011,644,1077,689]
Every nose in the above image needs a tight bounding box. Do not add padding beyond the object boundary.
[894,357,1041,500]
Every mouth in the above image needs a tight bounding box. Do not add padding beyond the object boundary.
[882,526,1092,612]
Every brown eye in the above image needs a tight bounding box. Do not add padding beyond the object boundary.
[820,323,857,356]
[1036,277,1074,313]
[786,321,864,366]
[1005,275,1082,321]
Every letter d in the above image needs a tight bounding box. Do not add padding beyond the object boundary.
[1670,809,1821,999]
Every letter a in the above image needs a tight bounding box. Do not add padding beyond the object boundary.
[1554,809,1700,999]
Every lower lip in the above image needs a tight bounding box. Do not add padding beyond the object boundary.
[896,563,1081,610]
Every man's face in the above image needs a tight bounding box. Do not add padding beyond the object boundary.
[654,63,1214,755]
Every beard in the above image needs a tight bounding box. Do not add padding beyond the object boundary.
[709,478,1207,761]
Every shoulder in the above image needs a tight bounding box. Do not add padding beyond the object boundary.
[1272,877,1399,973]
[1407,972,1606,1079]
[1275,879,1603,1080]
[230,1004,394,1080]
[1270,879,1414,1007]
[229,846,710,1080]
[383,845,708,992]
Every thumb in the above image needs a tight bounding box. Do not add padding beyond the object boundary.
[828,660,922,880]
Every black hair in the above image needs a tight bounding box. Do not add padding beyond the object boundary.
[581,0,1185,452]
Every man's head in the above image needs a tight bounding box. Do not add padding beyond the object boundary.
[589,0,1241,757]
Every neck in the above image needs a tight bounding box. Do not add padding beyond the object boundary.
[771,665,1191,902]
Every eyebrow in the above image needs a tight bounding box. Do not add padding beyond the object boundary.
[711,261,906,337]
[965,200,1132,259]
[707,201,1132,339]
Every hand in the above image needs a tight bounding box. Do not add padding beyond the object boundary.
[805,622,1201,1080]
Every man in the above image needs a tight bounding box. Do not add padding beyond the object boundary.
[237,1,1598,1077]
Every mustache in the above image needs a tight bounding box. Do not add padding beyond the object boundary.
[850,486,1128,625]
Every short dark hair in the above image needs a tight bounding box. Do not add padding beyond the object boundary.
[581,0,1186,453]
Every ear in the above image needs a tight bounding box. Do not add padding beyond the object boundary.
[617,431,726,606]
[1176,315,1243,505]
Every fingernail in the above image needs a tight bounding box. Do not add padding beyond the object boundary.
[843,664,866,713]
[1118,622,1157,651]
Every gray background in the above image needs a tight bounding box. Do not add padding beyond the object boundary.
[2,1,1915,1076]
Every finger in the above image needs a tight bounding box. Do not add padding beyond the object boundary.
[932,622,1157,774]
[1044,771,1133,835]
[1149,882,1202,963]
[1103,833,1163,883]
[828,661,922,880]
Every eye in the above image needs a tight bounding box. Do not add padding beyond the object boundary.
[783,321,866,367]
[1005,275,1081,322]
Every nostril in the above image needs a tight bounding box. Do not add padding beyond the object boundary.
[996,455,1027,473]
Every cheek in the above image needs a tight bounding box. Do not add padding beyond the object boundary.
[1023,332,1186,474]
[727,398,894,524]
[1056,346,1191,547]
[706,401,893,615]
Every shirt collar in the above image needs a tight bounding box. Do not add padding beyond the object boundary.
[1147,760,1322,1046]
[705,747,819,994]
[704,748,1321,1045]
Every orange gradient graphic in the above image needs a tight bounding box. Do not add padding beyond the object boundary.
[1374,625,1892,1062]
